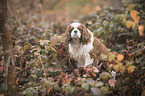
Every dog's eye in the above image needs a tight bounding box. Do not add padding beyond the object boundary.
[69,28,74,32]
[78,28,82,31]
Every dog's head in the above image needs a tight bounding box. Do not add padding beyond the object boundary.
[65,22,90,44]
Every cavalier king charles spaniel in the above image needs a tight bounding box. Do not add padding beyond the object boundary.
[65,22,108,67]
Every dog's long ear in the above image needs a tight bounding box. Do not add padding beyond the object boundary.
[79,24,90,44]
[65,25,71,43]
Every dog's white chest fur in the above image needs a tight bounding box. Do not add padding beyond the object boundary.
[69,31,94,67]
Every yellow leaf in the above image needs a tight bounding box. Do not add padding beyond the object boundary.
[130,10,138,20]
[100,54,108,60]
[108,54,115,62]
[138,25,144,36]
[113,65,119,72]
[128,65,136,74]
[57,35,65,43]
[117,54,124,61]
[125,20,133,28]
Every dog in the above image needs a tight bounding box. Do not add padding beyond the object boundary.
[65,22,108,67]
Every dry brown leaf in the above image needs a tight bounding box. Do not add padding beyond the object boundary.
[138,25,144,36]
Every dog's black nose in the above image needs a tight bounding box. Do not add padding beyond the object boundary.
[74,30,77,33]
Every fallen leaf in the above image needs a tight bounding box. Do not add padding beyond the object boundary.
[86,78,95,86]
[92,66,99,73]
[50,37,57,46]
[63,84,75,94]
[118,63,123,68]
[81,83,89,91]
[113,64,119,72]
[128,65,136,74]
[91,87,105,96]
[125,20,133,28]
[85,67,93,77]
[120,66,126,73]
[130,10,138,20]
[57,35,66,43]
[100,54,108,60]
[107,64,113,71]
[134,16,140,24]
[138,25,144,36]
[108,79,115,87]
[95,81,104,87]
[126,61,133,66]
[100,86,109,94]
[99,72,111,81]
[117,54,124,61]
[109,54,115,62]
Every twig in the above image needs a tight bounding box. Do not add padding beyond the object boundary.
[17,55,42,73]
[7,2,14,16]
[50,45,57,52]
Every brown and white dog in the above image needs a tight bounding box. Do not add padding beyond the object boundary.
[65,22,108,67]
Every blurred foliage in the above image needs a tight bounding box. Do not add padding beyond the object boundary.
[0,0,145,96]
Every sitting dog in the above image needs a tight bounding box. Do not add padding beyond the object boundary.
[65,22,108,67]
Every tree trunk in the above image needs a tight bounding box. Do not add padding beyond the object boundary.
[0,0,17,96]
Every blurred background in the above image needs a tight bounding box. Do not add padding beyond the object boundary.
[8,0,122,25]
